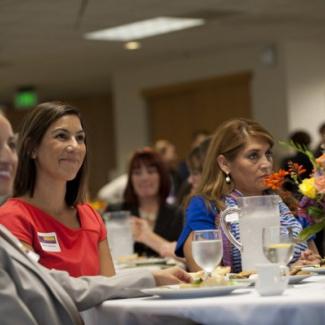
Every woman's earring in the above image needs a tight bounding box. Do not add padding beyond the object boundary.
[225,173,231,184]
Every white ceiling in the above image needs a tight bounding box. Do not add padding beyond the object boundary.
[1,0,325,103]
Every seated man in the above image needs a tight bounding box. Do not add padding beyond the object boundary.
[0,225,190,324]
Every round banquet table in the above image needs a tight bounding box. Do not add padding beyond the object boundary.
[81,275,325,325]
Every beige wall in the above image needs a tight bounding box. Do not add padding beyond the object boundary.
[112,44,288,173]
[285,42,325,148]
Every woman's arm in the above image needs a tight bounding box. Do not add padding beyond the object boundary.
[293,240,321,267]
[131,217,176,258]
[98,239,116,277]
[177,196,216,271]
[141,230,175,258]
[183,232,201,272]
[308,239,320,256]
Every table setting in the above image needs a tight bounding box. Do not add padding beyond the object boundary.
[81,222,325,325]
[81,273,325,325]
[81,194,325,325]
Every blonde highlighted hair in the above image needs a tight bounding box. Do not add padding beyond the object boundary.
[195,118,274,210]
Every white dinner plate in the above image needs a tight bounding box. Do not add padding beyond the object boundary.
[230,275,310,285]
[141,283,250,299]
[231,278,255,286]
[134,258,168,266]
[117,257,173,270]
[301,266,325,275]
[288,274,312,284]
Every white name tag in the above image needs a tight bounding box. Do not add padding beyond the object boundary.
[225,212,239,223]
[37,232,61,252]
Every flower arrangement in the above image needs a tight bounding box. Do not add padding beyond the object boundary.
[264,141,325,241]
[88,199,107,214]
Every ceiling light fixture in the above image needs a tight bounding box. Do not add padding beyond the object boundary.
[124,41,141,50]
[84,17,204,41]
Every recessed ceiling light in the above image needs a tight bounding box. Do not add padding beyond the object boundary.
[124,41,141,50]
[84,17,204,41]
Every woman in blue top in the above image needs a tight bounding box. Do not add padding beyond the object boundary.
[176,118,318,273]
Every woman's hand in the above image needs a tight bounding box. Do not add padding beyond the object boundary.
[130,217,152,243]
[152,266,192,286]
[294,249,321,266]
[130,217,178,258]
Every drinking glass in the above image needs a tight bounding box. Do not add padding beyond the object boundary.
[262,226,295,268]
[103,211,134,261]
[258,226,294,295]
[192,229,223,277]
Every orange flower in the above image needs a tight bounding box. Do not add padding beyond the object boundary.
[288,161,306,176]
[88,200,106,213]
[264,169,288,190]
[315,175,325,193]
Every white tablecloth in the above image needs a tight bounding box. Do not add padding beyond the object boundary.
[82,276,325,325]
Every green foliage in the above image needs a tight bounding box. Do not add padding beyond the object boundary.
[307,206,325,219]
[298,219,325,241]
[279,140,317,169]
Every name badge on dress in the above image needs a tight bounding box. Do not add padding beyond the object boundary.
[37,232,61,252]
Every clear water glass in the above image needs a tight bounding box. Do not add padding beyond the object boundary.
[258,225,294,295]
[192,229,223,277]
[262,226,294,269]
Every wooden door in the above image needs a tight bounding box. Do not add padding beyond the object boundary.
[143,71,252,159]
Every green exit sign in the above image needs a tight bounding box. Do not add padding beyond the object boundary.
[15,88,38,109]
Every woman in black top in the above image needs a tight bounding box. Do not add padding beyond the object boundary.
[107,148,183,257]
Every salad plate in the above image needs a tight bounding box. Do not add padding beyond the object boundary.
[288,274,312,284]
[134,257,169,266]
[230,278,255,286]
[230,274,310,285]
[117,257,177,270]
[141,283,250,299]
[301,266,325,275]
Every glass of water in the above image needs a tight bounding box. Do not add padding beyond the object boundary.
[262,226,295,267]
[192,229,223,277]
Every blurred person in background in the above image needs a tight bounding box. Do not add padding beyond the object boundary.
[0,102,115,277]
[281,130,313,179]
[280,130,314,196]
[177,137,212,206]
[191,129,210,149]
[313,122,325,256]
[314,122,325,158]
[154,139,181,204]
[97,173,128,205]
[187,137,212,195]
[177,129,210,184]
[177,130,210,197]
[107,148,183,258]
[0,110,191,324]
